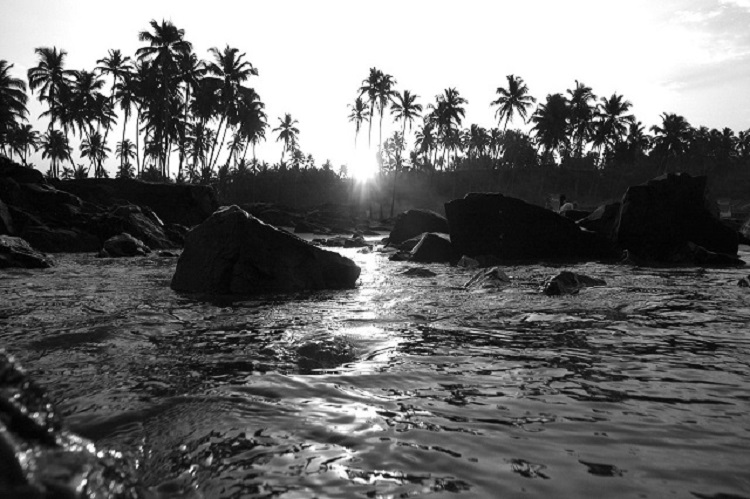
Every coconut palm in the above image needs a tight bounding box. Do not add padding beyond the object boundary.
[8,124,40,166]
[390,90,422,140]
[205,45,258,169]
[348,96,370,147]
[96,49,132,162]
[374,72,396,148]
[491,74,536,130]
[273,113,299,163]
[593,93,634,161]
[80,130,111,177]
[566,80,596,158]
[0,60,29,154]
[115,138,136,173]
[414,121,436,168]
[27,47,74,132]
[650,113,692,173]
[530,93,570,163]
[358,67,382,147]
[40,129,72,178]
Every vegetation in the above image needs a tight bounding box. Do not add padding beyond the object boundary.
[1,19,750,214]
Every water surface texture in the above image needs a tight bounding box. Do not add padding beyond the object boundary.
[2,245,750,498]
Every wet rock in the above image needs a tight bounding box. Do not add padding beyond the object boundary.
[97,204,174,249]
[401,267,438,278]
[578,202,621,240]
[314,234,369,248]
[410,232,453,263]
[672,241,745,267]
[171,205,361,294]
[615,173,738,261]
[158,250,178,258]
[21,226,100,253]
[741,216,750,244]
[0,351,140,498]
[296,338,356,373]
[739,276,750,287]
[98,233,150,258]
[387,209,449,246]
[396,233,425,252]
[445,193,612,262]
[561,209,591,222]
[0,199,14,235]
[464,267,511,289]
[0,235,53,268]
[294,220,329,235]
[542,271,606,296]
[456,255,480,269]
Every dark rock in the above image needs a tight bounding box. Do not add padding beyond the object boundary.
[411,232,453,263]
[101,204,173,249]
[0,198,14,235]
[99,233,150,258]
[0,235,53,268]
[0,157,45,184]
[561,209,591,222]
[171,205,361,294]
[401,267,438,278]
[314,234,369,248]
[396,233,426,252]
[739,276,750,287]
[243,203,300,228]
[388,251,412,262]
[456,255,480,268]
[670,242,745,267]
[741,216,750,244]
[542,271,606,296]
[445,193,613,262]
[21,226,100,253]
[464,267,511,289]
[296,338,356,373]
[55,177,218,227]
[578,202,621,240]
[158,250,178,258]
[295,220,329,235]
[388,209,449,246]
[615,174,738,261]
[164,223,189,247]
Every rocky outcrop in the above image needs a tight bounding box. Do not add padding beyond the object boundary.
[445,193,612,262]
[464,267,511,289]
[98,233,150,258]
[0,235,53,268]
[0,351,139,497]
[410,232,453,263]
[615,174,738,261]
[171,205,361,294]
[388,209,449,246]
[56,177,218,227]
[578,202,621,240]
[542,271,606,296]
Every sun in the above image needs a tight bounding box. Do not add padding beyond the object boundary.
[348,146,379,182]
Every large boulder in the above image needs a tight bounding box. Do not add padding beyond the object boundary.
[0,157,45,184]
[741,216,750,244]
[21,226,100,253]
[0,235,53,268]
[578,202,621,240]
[388,209,449,246]
[542,271,606,296]
[410,232,453,263]
[95,204,174,249]
[56,177,218,227]
[0,198,14,235]
[615,174,738,260]
[171,205,361,294]
[99,233,150,258]
[445,193,612,262]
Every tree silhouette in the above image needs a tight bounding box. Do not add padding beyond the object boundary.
[491,74,536,130]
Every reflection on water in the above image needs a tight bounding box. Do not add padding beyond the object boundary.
[2,246,750,498]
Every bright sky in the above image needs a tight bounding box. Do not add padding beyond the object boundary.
[1,0,749,177]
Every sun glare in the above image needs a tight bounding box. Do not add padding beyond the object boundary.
[348,146,379,182]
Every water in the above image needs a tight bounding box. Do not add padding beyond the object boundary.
[2,242,750,498]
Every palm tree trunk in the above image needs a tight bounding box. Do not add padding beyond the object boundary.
[208,113,227,170]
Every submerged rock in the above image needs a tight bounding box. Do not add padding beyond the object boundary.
[296,338,356,373]
[98,233,150,258]
[387,209,449,246]
[171,205,361,294]
[0,235,53,268]
[464,267,511,289]
[542,271,606,296]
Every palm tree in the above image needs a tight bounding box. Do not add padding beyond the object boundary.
[96,49,132,165]
[567,80,596,158]
[205,45,258,170]
[136,19,193,176]
[650,113,692,173]
[27,47,74,132]
[390,90,422,141]
[359,67,382,147]
[375,72,396,148]
[593,93,634,162]
[116,138,136,171]
[0,60,29,154]
[8,124,40,166]
[348,96,370,147]
[530,93,570,163]
[273,113,299,163]
[40,129,72,178]
[80,130,111,178]
[414,121,436,168]
[491,74,536,129]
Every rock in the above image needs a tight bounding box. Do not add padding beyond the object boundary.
[739,276,750,287]
[99,233,150,258]
[0,198,14,235]
[445,193,612,262]
[578,202,621,240]
[171,205,361,294]
[165,223,189,247]
[55,177,218,227]
[561,209,591,222]
[20,226,101,253]
[0,351,140,497]
[401,267,438,278]
[0,157,45,184]
[396,233,426,252]
[158,250,178,258]
[99,204,174,249]
[0,235,53,268]
[314,234,369,248]
[295,220,329,235]
[464,267,511,289]
[456,255,480,269]
[671,242,745,267]
[296,338,356,373]
[615,173,738,261]
[388,209,449,246]
[542,271,606,296]
[410,232,453,263]
[741,216,750,244]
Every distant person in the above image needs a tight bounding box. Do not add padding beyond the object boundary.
[559,194,574,214]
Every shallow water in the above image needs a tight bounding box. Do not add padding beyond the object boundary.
[2,243,750,498]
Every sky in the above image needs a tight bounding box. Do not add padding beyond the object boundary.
[1,0,750,178]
